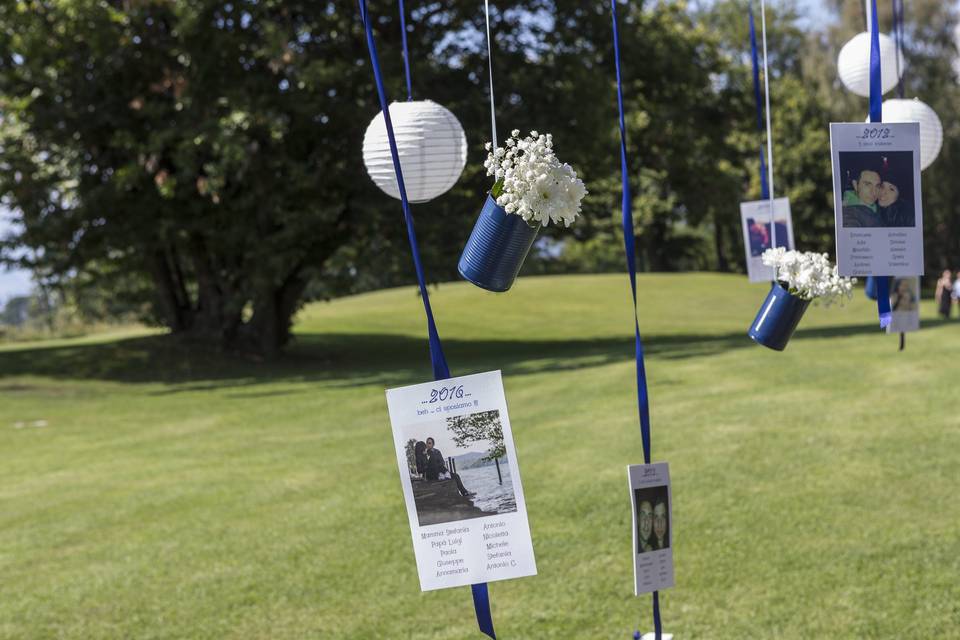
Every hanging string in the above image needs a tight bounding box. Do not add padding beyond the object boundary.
[356,2,496,637]
[868,0,892,328]
[610,1,662,638]
[398,0,413,101]
[892,0,905,99]
[483,0,498,153]
[892,0,906,347]
[759,0,777,260]
[748,3,769,200]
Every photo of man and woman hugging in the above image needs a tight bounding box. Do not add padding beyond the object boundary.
[634,485,670,553]
[413,438,474,497]
[403,411,519,527]
[839,151,915,228]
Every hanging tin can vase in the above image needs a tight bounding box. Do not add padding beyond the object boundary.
[458,194,540,292]
[748,282,811,351]
[459,130,587,293]
[748,248,855,351]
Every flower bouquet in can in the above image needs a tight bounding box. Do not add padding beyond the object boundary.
[458,130,586,292]
[749,248,855,350]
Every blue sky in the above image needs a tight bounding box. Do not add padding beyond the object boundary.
[796,0,830,23]
[0,209,32,306]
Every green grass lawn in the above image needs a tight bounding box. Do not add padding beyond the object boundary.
[2,273,959,639]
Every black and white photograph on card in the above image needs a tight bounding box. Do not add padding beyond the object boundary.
[634,484,669,553]
[401,409,517,527]
[628,462,674,595]
[887,276,920,333]
[740,198,795,282]
[386,370,537,591]
[830,122,924,277]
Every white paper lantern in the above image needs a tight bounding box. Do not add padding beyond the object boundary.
[879,98,944,170]
[362,100,467,203]
[837,32,905,97]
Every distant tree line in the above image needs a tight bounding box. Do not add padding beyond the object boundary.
[0,1,956,354]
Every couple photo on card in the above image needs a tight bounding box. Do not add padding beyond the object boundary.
[403,409,518,528]
[634,485,670,554]
[839,150,915,229]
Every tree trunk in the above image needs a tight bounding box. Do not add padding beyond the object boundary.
[713,216,729,272]
[244,270,309,357]
[150,247,190,332]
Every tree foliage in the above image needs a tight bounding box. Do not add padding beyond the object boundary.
[447,410,504,460]
[0,0,957,355]
[404,438,418,473]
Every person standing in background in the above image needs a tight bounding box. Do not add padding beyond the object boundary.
[952,272,960,318]
[936,270,953,320]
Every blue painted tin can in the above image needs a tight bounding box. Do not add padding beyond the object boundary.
[748,282,811,351]
[864,276,878,300]
[458,194,540,292]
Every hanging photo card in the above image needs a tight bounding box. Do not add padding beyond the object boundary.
[385,370,537,592]
[740,197,795,282]
[830,122,924,277]
[628,462,674,595]
[887,276,921,333]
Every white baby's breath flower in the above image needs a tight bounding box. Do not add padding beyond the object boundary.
[762,248,855,305]
[485,130,587,227]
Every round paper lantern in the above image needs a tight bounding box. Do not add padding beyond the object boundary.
[879,98,943,171]
[362,100,467,203]
[837,32,904,97]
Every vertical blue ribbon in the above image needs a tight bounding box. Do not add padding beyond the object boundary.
[868,0,892,328]
[611,2,661,638]
[748,3,769,200]
[357,2,494,637]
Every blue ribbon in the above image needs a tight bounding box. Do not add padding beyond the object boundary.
[357,2,494,637]
[867,0,892,328]
[611,2,661,638]
[748,3,769,200]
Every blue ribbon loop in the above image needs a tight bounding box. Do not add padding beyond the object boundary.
[611,1,661,638]
[748,4,769,200]
[357,2,493,636]
[867,0,892,328]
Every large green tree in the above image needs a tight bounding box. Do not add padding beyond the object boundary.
[0,0,393,354]
[3,0,956,355]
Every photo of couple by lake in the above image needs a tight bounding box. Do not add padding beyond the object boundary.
[402,409,518,527]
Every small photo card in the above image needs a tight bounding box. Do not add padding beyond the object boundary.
[385,370,536,592]
[740,197,795,282]
[830,122,924,277]
[628,462,674,595]
[887,276,920,333]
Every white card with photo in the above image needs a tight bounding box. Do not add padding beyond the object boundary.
[887,276,920,333]
[740,197,795,282]
[386,370,536,592]
[830,122,924,277]
[628,462,674,595]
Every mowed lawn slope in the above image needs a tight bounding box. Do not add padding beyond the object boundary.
[1,273,958,639]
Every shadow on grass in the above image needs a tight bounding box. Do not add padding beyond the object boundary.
[0,319,947,392]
